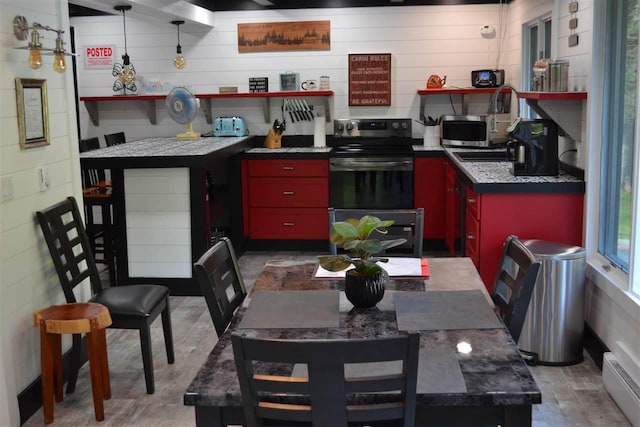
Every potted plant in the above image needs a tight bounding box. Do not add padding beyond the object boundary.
[318,215,406,308]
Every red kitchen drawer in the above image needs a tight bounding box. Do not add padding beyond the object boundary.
[465,187,481,221]
[249,208,328,239]
[248,178,328,207]
[465,213,480,267]
[247,159,328,177]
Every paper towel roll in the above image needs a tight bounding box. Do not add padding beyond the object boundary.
[314,116,326,147]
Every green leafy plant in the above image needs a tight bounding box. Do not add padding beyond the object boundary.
[318,215,407,276]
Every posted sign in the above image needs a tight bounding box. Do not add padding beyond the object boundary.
[84,45,116,70]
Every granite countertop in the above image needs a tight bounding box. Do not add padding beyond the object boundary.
[184,258,541,409]
[80,136,252,158]
[79,135,254,168]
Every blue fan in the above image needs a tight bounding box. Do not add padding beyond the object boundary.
[166,87,200,140]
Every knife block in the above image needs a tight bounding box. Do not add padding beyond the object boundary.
[264,128,282,149]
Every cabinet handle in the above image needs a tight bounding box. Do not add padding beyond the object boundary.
[467,197,476,204]
[282,191,295,195]
[283,222,295,227]
[282,166,295,170]
[466,233,475,240]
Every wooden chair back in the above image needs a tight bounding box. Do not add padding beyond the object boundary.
[232,332,420,427]
[79,137,106,188]
[104,132,126,147]
[328,208,424,257]
[194,238,247,337]
[492,235,541,343]
[36,197,104,302]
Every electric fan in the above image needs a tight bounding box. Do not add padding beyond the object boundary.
[166,87,200,140]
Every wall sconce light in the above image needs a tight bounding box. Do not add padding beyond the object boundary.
[112,5,137,94]
[13,15,76,73]
[171,20,186,69]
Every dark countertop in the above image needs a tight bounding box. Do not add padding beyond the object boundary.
[415,145,584,194]
[184,258,541,409]
[79,135,254,168]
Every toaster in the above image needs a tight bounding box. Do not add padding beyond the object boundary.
[213,117,248,137]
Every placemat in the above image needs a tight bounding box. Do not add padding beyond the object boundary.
[395,290,502,331]
[238,290,339,329]
[292,345,466,394]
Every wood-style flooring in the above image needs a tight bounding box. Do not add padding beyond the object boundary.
[22,251,632,427]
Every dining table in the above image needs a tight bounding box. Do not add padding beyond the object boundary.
[183,257,542,426]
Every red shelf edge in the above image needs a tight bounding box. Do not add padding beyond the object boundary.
[80,90,334,102]
[516,91,587,100]
[417,88,512,95]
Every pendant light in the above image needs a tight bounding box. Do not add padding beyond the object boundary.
[171,20,186,69]
[112,5,137,94]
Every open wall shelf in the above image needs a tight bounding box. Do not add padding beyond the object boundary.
[80,91,334,126]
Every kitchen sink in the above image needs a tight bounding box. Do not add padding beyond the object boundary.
[453,151,509,162]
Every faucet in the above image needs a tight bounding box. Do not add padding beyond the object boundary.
[490,84,519,133]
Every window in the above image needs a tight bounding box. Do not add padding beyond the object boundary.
[522,15,552,118]
[600,0,639,294]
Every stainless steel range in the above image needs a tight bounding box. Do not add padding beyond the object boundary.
[329,118,413,209]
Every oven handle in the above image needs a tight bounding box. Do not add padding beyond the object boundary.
[330,158,413,171]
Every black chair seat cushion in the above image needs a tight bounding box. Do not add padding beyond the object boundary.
[91,285,169,318]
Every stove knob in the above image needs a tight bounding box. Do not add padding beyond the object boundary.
[401,122,409,130]
[391,122,400,130]
[346,122,355,131]
[336,122,344,132]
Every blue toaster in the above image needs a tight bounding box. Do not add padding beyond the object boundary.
[213,117,248,137]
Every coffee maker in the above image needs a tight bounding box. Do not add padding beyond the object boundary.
[507,119,558,176]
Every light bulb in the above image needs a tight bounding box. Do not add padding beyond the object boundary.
[53,53,66,73]
[28,48,42,69]
[119,64,136,85]
[173,53,186,69]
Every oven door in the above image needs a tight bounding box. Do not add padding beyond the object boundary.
[329,156,414,209]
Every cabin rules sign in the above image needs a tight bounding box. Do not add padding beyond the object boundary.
[348,53,391,106]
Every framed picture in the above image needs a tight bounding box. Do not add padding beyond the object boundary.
[279,73,300,91]
[348,53,391,106]
[238,21,330,53]
[15,78,49,149]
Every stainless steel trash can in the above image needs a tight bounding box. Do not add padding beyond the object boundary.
[518,239,586,365]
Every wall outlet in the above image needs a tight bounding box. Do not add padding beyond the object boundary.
[1,176,15,201]
[37,167,51,192]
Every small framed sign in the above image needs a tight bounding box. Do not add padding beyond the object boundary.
[348,53,392,106]
[279,72,300,91]
[15,78,50,149]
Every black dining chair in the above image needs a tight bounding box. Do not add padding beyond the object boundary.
[193,237,247,337]
[79,137,117,286]
[36,196,175,394]
[491,235,541,345]
[232,331,420,427]
[328,208,424,257]
[104,131,126,147]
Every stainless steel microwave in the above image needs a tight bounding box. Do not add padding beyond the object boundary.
[440,115,491,148]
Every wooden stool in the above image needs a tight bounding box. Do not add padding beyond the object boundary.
[33,303,112,424]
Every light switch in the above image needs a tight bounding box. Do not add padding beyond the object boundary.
[37,167,51,192]
[1,176,15,201]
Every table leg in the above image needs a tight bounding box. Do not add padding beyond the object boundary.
[86,330,105,421]
[503,404,532,426]
[98,328,111,399]
[195,406,223,427]
[39,325,56,424]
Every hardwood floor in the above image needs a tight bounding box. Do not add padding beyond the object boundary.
[22,252,631,426]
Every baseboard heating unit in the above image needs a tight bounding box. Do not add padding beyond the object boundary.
[603,352,640,426]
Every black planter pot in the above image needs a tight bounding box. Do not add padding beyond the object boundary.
[344,270,385,308]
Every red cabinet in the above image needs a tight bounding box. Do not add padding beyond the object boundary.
[464,187,480,267]
[466,190,584,292]
[414,157,446,240]
[243,159,329,240]
[444,160,462,256]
